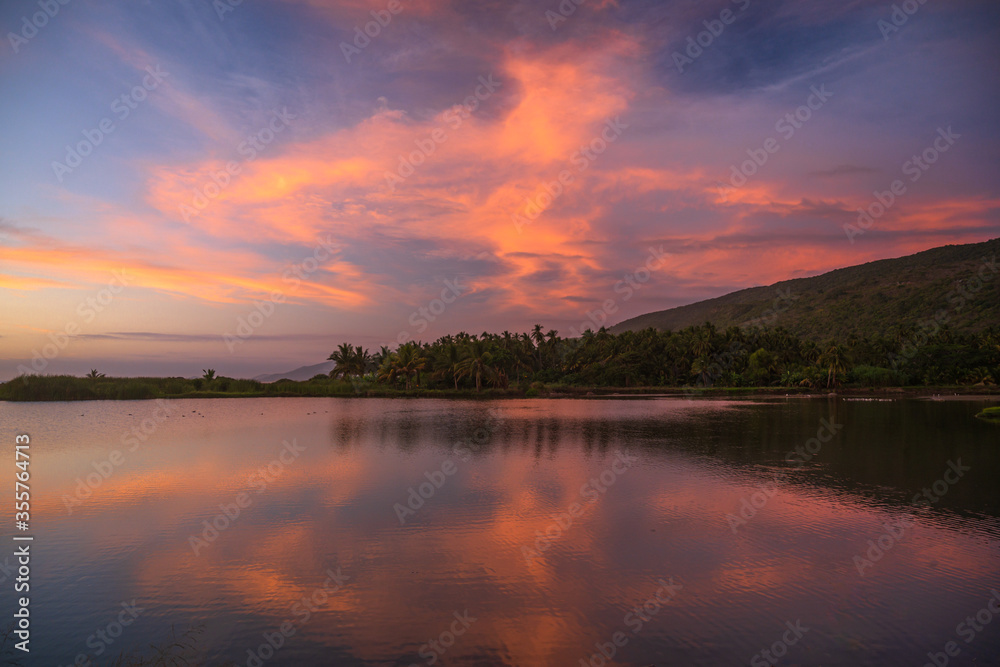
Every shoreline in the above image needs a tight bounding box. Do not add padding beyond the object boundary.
[1,381,998,403]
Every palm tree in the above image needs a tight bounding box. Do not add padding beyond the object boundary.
[693,329,714,358]
[86,369,105,379]
[531,324,545,346]
[819,343,849,389]
[372,346,391,368]
[434,343,463,390]
[393,343,427,390]
[351,345,372,376]
[377,354,399,386]
[530,324,545,370]
[458,340,495,392]
[966,367,995,386]
[691,356,713,386]
[328,343,354,379]
[202,369,216,381]
[802,341,821,365]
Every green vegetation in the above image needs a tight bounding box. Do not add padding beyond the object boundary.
[2,319,999,401]
[0,371,531,402]
[0,373,377,402]
[976,406,1000,423]
[335,322,997,392]
[612,238,999,341]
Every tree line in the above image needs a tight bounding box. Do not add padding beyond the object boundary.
[330,323,999,391]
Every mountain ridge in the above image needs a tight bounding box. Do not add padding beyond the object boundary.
[253,361,334,383]
[610,238,1000,340]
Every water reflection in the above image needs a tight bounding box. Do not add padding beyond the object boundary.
[1,397,998,666]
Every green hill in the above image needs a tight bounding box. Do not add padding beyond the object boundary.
[611,238,999,341]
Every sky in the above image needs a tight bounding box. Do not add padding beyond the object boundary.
[1,0,998,380]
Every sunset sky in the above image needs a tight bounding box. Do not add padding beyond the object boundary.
[1,0,998,379]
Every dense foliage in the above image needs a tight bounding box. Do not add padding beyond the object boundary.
[333,322,1000,391]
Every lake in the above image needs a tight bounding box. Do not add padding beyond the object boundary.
[2,396,999,666]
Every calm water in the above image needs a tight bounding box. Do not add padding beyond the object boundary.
[2,397,999,666]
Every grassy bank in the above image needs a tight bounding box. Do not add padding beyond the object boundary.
[0,374,533,401]
[976,406,1000,422]
[2,374,999,402]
